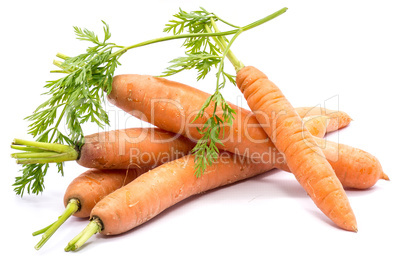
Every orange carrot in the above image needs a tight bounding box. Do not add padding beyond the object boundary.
[313,138,389,189]
[65,151,275,251]
[78,127,193,169]
[294,107,352,133]
[277,137,388,189]
[33,168,148,250]
[63,169,148,218]
[107,75,386,189]
[107,75,350,159]
[12,127,194,170]
[236,66,356,231]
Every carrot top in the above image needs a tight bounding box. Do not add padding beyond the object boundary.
[13,7,287,195]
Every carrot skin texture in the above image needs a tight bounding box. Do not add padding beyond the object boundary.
[236,66,356,231]
[77,127,194,170]
[64,168,148,218]
[91,152,274,235]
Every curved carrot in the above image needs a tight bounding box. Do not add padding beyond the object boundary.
[65,151,275,251]
[236,66,357,231]
[33,168,148,250]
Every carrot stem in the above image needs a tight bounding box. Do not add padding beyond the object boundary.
[32,220,57,236]
[34,199,80,250]
[208,18,244,71]
[65,218,102,252]
[112,7,288,59]
[56,53,69,60]
[11,138,78,164]
[207,18,244,72]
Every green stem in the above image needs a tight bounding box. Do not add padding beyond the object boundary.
[11,139,78,164]
[12,152,64,159]
[65,218,102,252]
[34,199,80,250]
[111,7,288,59]
[53,60,63,68]
[33,220,57,236]
[205,20,244,72]
[10,145,45,152]
[56,53,70,60]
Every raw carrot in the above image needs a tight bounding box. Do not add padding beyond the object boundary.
[33,168,148,250]
[107,75,350,159]
[63,169,149,218]
[12,127,194,170]
[313,138,389,189]
[277,137,388,189]
[108,75,386,189]
[65,151,275,251]
[293,107,352,133]
[236,66,357,231]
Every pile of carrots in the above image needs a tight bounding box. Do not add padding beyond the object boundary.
[11,8,388,252]
[26,74,386,251]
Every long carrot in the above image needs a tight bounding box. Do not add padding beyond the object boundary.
[32,168,148,250]
[235,66,357,231]
[107,75,386,190]
[107,75,350,159]
[12,127,194,170]
[65,151,275,251]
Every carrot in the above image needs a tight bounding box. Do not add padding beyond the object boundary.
[312,138,389,189]
[33,168,148,250]
[65,151,275,251]
[107,75,350,159]
[293,107,352,133]
[236,66,357,231]
[277,137,388,189]
[107,75,386,189]
[12,127,194,170]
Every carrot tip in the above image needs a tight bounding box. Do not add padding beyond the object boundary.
[382,173,390,181]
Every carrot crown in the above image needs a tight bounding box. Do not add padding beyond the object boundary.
[12,7,287,195]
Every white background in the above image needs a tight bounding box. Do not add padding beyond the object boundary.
[1,0,401,258]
